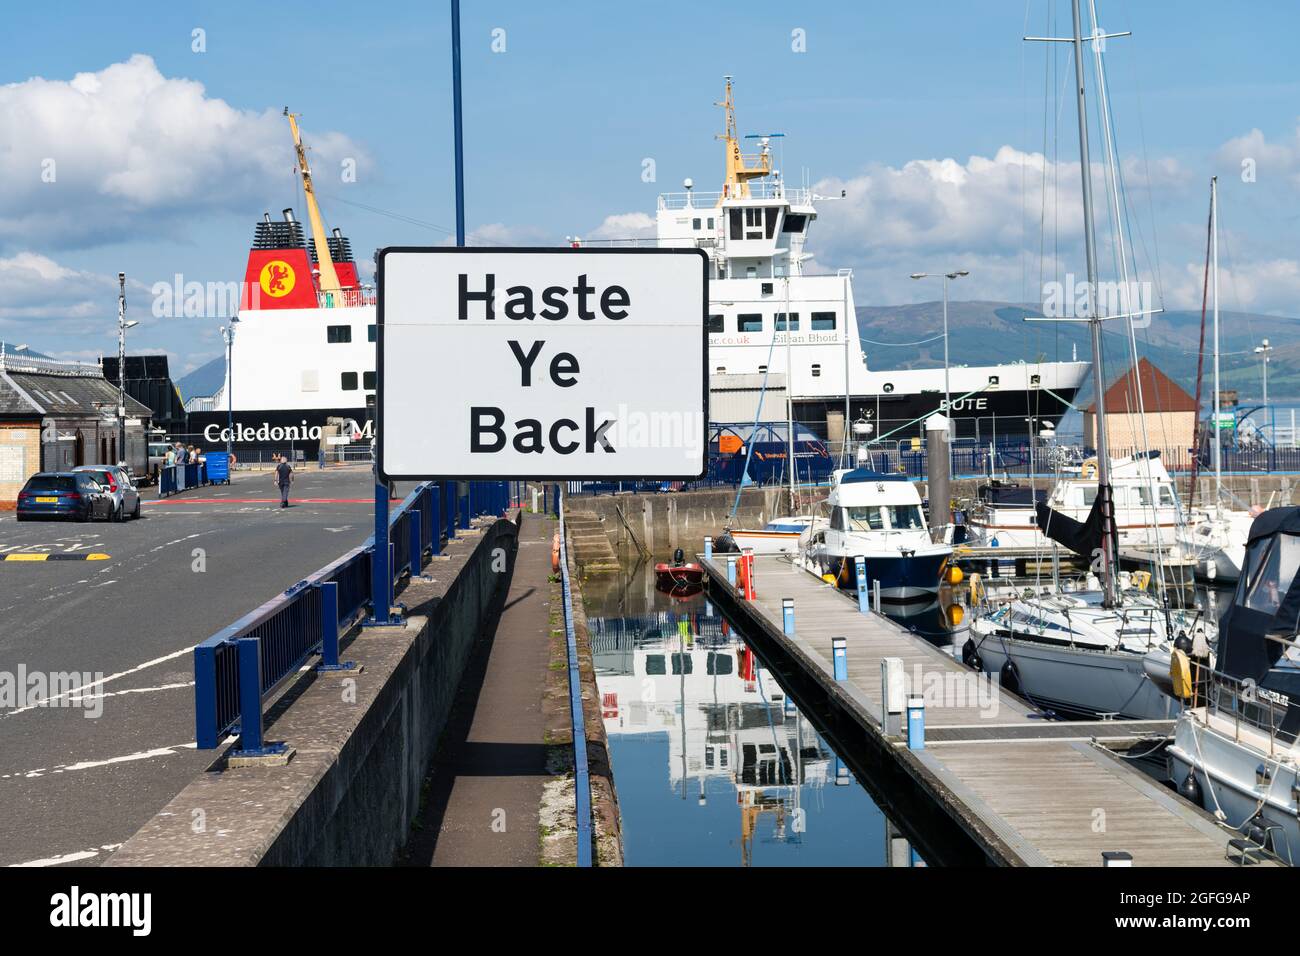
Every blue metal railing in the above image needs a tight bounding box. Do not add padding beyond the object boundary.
[558,492,593,866]
[194,481,488,750]
[159,461,209,497]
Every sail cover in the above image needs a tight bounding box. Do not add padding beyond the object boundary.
[1218,507,1300,701]
[1034,483,1117,561]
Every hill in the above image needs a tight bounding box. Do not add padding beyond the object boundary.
[857,301,1299,404]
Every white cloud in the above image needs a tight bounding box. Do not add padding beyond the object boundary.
[586,211,656,241]
[0,55,368,250]
[0,252,122,323]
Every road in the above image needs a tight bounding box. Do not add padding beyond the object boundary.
[0,464,395,867]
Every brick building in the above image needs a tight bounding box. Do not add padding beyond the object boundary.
[1084,357,1197,467]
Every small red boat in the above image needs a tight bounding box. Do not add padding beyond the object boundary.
[655,561,705,591]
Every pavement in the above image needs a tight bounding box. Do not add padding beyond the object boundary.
[0,464,401,867]
[401,513,554,866]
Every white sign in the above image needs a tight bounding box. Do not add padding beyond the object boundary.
[378,248,707,480]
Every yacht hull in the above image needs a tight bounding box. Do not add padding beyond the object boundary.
[1168,714,1299,862]
[970,631,1183,720]
[827,551,949,603]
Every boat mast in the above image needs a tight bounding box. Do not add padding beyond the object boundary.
[785,275,797,511]
[285,109,342,295]
[1069,0,1118,607]
[1211,176,1222,506]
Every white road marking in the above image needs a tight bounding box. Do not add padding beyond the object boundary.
[2,741,197,779]
[65,681,194,704]
[9,843,123,867]
[0,646,195,718]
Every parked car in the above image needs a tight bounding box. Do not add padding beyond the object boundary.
[15,472,115,522]
[72,464,141,521]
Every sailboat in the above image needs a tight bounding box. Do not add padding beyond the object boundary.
[1175,178,1257,584]
[1167,507,1300,864]
[965,0,1214,720]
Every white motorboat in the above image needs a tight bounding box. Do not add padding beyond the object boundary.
[720,516,816,555]
[801,468,952,602]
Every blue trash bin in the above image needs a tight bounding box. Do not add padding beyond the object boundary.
[206,452,230,484]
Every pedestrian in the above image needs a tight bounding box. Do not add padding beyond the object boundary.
[176,442,188,465]
[164,446,175,468]
[275,454,293,509]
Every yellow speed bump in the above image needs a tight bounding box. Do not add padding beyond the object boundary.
[1,552,110,562]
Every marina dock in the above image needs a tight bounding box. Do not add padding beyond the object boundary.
[701,553,1270,867]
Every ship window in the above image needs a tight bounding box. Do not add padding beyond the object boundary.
[341,372,359,391]
[1242,534,1300,615]
[368,324,377,342]
[847,506,885,531]
[302,369,319,393]
[811,364,822,377]
[707,314,724,334]
[887,505,924,530]
[692,218,701,230]
[729,208,743,240]
[783,213,808,233]
[765,207,779,238]
[811,311,836,330]
[1159,486,1175,506]
[645,655,666,675]
[758,365,767,375]
[363,371,376,390]
[738,314,763,333]
[670,653,693,675]
[707,218,715,230]
[327,325,352,344]
[775,312,799,331]
[1082,487,1098,507]
[716,366,726,374]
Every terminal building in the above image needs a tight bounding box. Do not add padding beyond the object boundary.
[0,344,152,505]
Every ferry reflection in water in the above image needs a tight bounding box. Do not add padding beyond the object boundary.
[586,561,926,867]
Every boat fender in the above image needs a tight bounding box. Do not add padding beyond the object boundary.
[1169,648,1194,701]
[821,573,838,586]
[673,547,685,565]
[968,572,983,605]
[1179,770,1202,805]
[1173,632,1193,655]
[1244,814,1271,850]
[999,660,1021,694]
[1131,570,1151,591]
[961,638,981,670]
[947,564,963,585]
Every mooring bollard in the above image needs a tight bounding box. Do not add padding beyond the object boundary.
[881,656,904,734]
[727,555,737,587]
[704,535,713,561]
[906,694,925,750]
[741,549,756,600]
[855,555,869,613]
[873,579,882,613]
[782,597,795,635]
[832,636,848,680]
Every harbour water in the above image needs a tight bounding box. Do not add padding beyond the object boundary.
[585,559,930,866]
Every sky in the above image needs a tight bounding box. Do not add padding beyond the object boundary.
[1,0,1299,377]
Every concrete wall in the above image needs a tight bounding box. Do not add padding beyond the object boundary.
[574,486,787,558]
[107,516,519,867]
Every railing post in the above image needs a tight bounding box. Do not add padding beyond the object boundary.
[458,481,471,528]
[782,597,795,636]
[230,637,286,758]
[726,555,737,587]
[194,644,217,749]
[316,581,355,672]
[430,484,442,555]
[366,480,397,626]
[443,480,456,540]
[410,511,422,578]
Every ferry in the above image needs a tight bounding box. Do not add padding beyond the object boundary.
[186,84,1089,458]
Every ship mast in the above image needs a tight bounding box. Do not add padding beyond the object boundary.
[285,109,342,295]
[715,77,770,198]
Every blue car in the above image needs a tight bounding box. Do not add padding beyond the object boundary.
[15,472,115,522]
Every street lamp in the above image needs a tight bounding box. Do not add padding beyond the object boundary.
[116,272,138,466]
[1254,338,1273,436]
[910,270,969,468]
[221,316,241,456]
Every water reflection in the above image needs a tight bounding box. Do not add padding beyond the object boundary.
[586,559,926,867]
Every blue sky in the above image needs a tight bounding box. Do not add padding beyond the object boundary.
[2,0,1299,375]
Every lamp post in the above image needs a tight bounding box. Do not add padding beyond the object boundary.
[220,316,240,456]
[909,270,969,470]
[1254,338,1273,437]
[116,273,138,466]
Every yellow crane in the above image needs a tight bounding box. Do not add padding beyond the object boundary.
[284,108,341,296]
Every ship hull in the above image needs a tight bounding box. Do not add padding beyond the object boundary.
[182,406,373,458]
